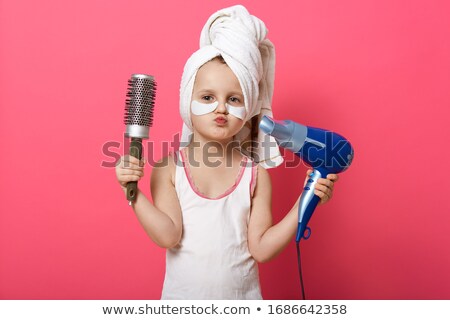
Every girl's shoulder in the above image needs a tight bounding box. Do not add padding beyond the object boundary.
[152,152,179,187]
[252,163,271,197]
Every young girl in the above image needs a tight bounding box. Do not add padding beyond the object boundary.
[115,5,338,299]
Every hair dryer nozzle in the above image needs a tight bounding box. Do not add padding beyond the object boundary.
[259,116,290,139]
[259,116,307,152]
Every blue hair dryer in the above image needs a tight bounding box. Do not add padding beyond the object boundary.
[260,116,354,242]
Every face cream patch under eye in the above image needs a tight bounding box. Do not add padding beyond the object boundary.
[225,104,246,120]
[191,100,218,115]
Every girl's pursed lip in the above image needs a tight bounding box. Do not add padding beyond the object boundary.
[214,116,227,122]
[214,119,227,126]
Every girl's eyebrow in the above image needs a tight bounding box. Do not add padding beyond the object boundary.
[196,89,243,97]
[197,89,214,94]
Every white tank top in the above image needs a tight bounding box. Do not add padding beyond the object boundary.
[161,148,262,300]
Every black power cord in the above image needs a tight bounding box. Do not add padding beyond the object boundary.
[296,241,306,300]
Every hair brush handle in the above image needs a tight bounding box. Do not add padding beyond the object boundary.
[126,137,142,204]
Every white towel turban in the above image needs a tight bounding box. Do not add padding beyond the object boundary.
[179,5,283,168]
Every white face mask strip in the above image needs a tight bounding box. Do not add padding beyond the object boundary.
[191,100,218,115]
[191,100,247,120]
[226,104,246,120]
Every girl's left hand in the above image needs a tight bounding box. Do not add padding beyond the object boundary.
[304,169,339,205]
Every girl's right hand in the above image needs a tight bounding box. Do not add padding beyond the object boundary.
[115,155,146,192]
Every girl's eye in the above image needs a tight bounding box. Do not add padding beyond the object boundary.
[229,97,241,104]
[202,96,214,102]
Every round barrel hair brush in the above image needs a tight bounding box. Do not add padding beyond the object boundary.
[123,74,156,205]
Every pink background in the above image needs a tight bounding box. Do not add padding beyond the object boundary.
[1,0,449,299]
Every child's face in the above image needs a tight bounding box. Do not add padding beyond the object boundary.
[190,58,245,143]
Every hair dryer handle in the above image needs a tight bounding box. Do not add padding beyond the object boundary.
[296,169,323,242]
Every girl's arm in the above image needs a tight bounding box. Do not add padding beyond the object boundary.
[247,166,337,263]
[118,155,182,248]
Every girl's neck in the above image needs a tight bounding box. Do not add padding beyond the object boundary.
[186,134,241,166]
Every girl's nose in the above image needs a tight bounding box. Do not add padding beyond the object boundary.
[214,101,228,114]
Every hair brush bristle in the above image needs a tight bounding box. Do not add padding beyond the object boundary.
[124,74,156,127]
